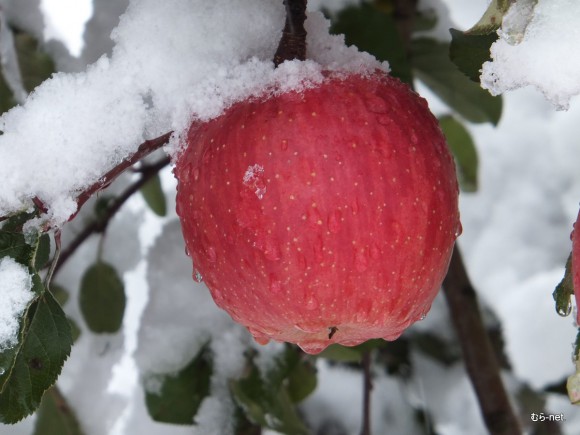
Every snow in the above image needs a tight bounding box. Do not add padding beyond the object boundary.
[481,0,580,109]
[0,0,386,229]
[0,256,34,350]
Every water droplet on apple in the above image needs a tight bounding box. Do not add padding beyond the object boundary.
[369,244,380,260]
[297,254,307,270]
[327,210,342,234]
[193,167,200,181]
[280,139,288,151]
[308,207,322,227]
[305,295,319,310]
[206,245,217,262]
[354,248,368,272]
[299,342,327,354]
[193,269,203,283]
[351,198,360,215]
[269,275,282,293]
[184,246,190,257]
[364,94,388,114]
[313,235,324,262]
[248,328,271,345]
[410,130,419,145]
[455,221,463,238]
[294,323,318,333]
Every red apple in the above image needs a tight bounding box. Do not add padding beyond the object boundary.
[174,70,460,354]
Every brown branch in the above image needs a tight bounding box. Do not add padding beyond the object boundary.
[73,131,173,218]
[443,247,522,435]
[273,0,308,66]
[53,156,171,277]
[360,350,373,435]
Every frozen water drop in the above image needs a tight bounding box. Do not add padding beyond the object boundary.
[193,269,203,283]
[557,300,573,317]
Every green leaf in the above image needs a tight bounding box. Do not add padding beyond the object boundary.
[330,3,412,84]
[318,344,363,363]
[554,254,574,317]
[411,38,502,125]
[50,285,70,307]
[144,344,213,425]
[286,356,316,403]
[438,115,479,192]
[68,318,81,344]
[33,234,51,270]
[449,29,498,83]
[230,346,312,435]
[140,173,167,217]
[14,31,55,93]
[33,387,84,435]
[0,73,18,114]
[0,232,33,266]
[0,288,72,423]
[79,262,126,333]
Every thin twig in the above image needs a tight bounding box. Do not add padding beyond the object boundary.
[73,131,173,217]
[53,156,171,277]
[443,247,522,435]
[360,350,373,435]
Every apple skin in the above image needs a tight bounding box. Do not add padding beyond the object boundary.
[175,70,460,354]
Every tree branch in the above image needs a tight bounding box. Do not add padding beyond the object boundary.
[273,0,308,66]
[53,156,171,276]
[74,131,173,216]
[443,247,522,435]
[360,350,373,435]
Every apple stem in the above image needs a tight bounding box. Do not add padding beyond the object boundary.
[360,350,373,435]
[273,0,307,67]
[443,247,522,435]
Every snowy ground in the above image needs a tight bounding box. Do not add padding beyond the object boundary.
[2,0,580,434]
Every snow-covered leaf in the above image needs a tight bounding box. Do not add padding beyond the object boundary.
[412,38,502,125]
[0,231,33,266]
[144,344,213,425]
[79,262,126,333]
[449,29,497,83]
[0,287,72,423]
[32,387,84,435]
